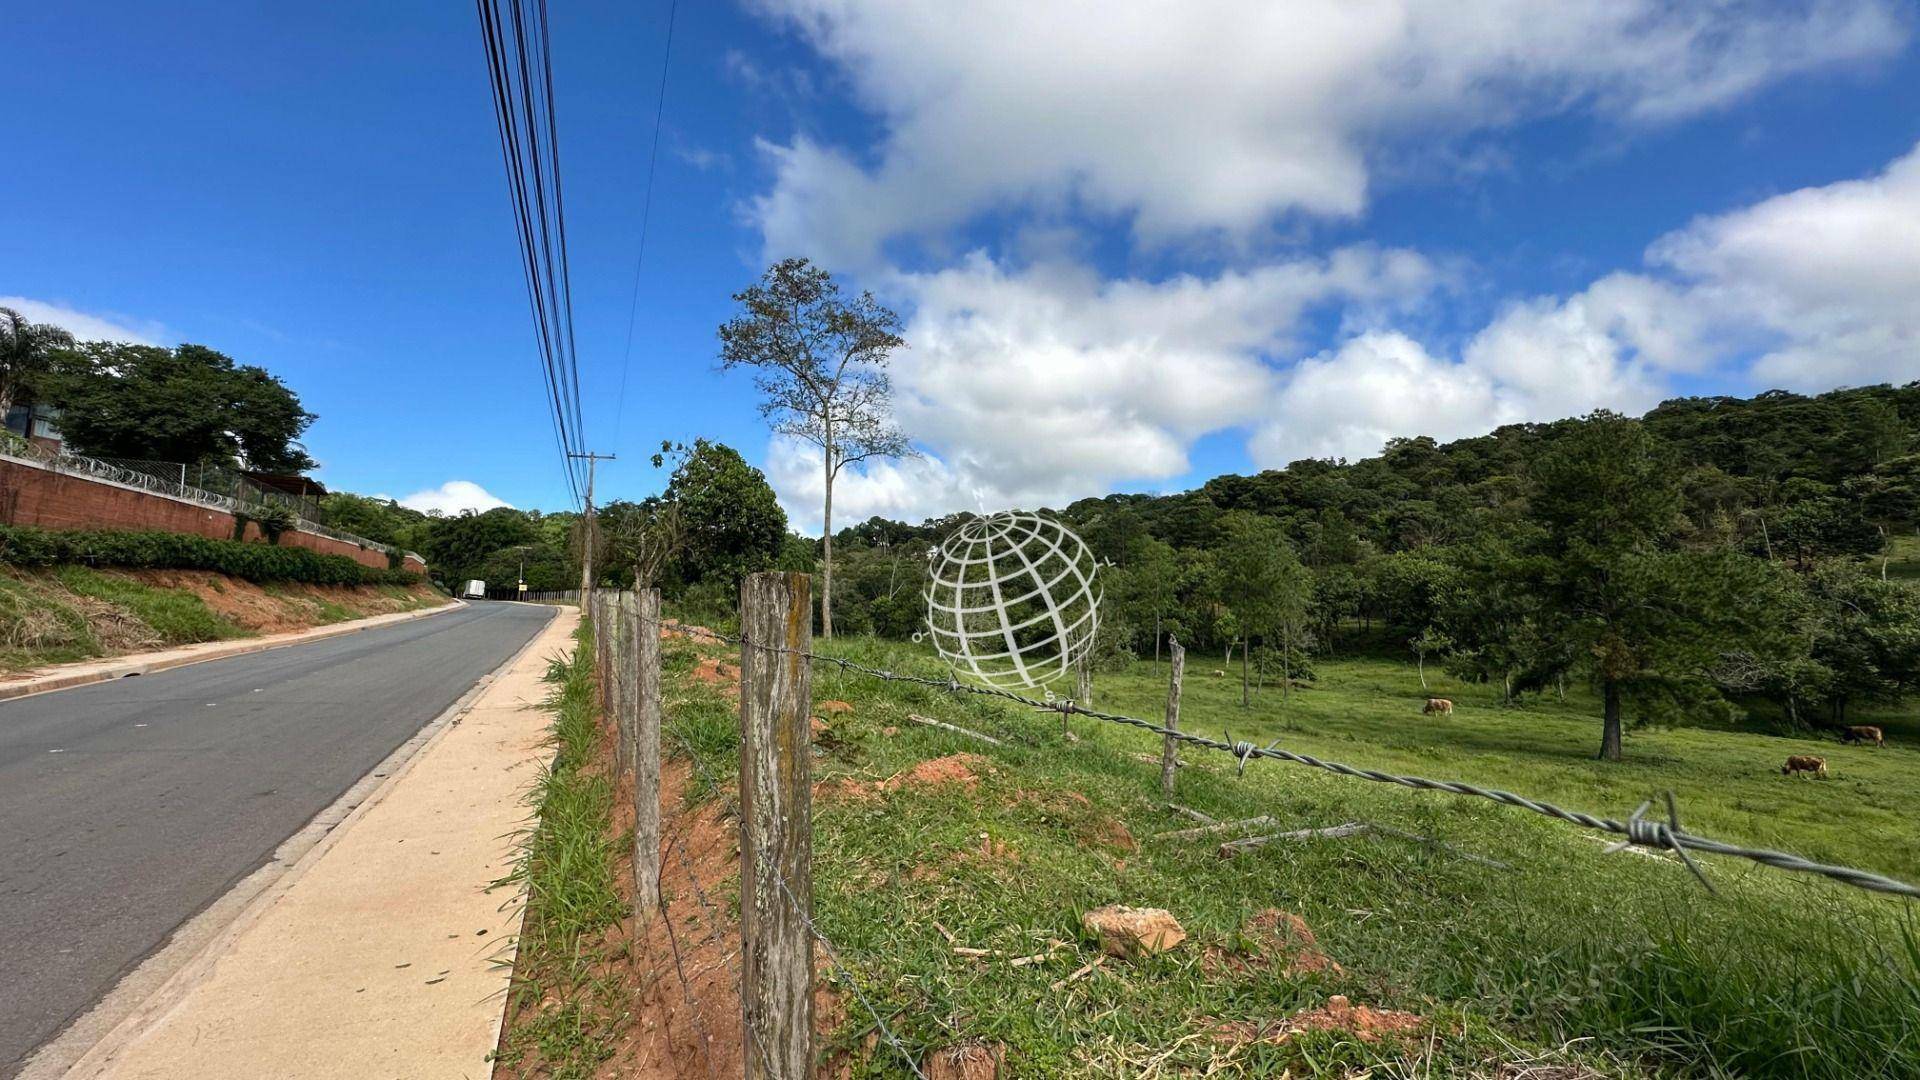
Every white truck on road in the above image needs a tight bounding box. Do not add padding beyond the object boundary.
[460,580,487,600]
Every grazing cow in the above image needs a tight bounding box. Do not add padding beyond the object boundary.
[1212,669,1228,678]
[1841,725,1885,748]
[1422,698,1454,716]
[1782,755,1828,778]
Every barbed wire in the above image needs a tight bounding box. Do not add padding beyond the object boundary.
[648,613,1920,901]
[662,723,921,1076]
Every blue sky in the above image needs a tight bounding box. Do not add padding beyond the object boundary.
[5,2,1918,531]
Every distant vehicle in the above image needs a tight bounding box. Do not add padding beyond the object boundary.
[460,579,487,600]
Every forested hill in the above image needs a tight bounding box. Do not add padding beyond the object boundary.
[828,382,1920,746]
[1055,382,1920,557]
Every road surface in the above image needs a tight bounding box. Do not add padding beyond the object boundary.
[0,601,555,1075]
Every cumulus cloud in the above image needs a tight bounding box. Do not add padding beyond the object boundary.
[1251,307,1671,464]
[1648,139,1920,388]
[0,296,166,345]
[768,246,1436,525]
[1253,140,1920,463]
[748,0,1905,264]
[398,480,514,515]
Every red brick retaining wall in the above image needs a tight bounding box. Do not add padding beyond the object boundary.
[0,456,416,573]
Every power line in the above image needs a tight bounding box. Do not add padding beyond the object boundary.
[613,0,680,445]
[475,0,588,506]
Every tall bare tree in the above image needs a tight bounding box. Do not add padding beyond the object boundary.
[0,306,74,419]
[719,258,911,638]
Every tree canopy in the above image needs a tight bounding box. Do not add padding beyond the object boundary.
[45,342,317,472]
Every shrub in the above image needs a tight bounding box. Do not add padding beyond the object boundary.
[0,524,426,588]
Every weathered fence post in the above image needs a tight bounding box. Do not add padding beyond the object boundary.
[631,588,662,923]
[1161,637,1185,802]
[594,594,612,717]
[612,591,635,776]
[738,572,814,1080]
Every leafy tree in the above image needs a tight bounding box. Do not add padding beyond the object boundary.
[45,342,317,471]
[0,306,74,416]
[419,507,540,586]
[1214,512,1312,705]
[661,439,787,592]
[1410,626,1451,692]
[1529,412,1785,760]
[475,542,572,591]
[718,257,912,638]
[320,493,426,548]
[1801,565,1920,724]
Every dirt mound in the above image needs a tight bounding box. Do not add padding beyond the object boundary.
[1076,816,1137,853]
[690,656,739,688]
[131,569,438,634]
[880,753,988,793]
[926,1041,1005,1079]
[1208,994,1423,1047]
[1206,908,1340,977]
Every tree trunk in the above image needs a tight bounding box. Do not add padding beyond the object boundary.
[1598,680,1623,762]
[1280,628,1290,702]
[1417,652,1427,690]
[1240,638,1249,708]
[820,443,834,640]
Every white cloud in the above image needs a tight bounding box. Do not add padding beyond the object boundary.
[398,480,514,515]
[1252,140,1920,463]
[771,246,1437,524]
[748,0,1905,264]
[1648,139,1920,388]
[1251,310,1670,465]
[0,296,166,345]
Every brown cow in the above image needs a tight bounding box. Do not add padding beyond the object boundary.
[1781,755,1828,778]
[1422,698,1454,716]
[1841,725,1885,748]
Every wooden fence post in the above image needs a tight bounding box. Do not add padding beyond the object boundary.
[594,594,612,719]
[631,588,662,922]
[1161,637,1185,802]
[613,591,634,776]
[738,572,814,1080]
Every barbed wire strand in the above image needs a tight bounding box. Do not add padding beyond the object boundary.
[771,870,928,1080]
[663,724,921,1076]
[653,851,722,1080]
[660,726,779,1068]
[646,614,1920,901]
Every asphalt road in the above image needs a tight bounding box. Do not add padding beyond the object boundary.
[0,600,555,1075]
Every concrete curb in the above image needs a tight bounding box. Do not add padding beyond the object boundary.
[0,598,466,705]
[22,605,570,1080]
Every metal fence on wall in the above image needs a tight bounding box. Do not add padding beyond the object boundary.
[0,433,422,566]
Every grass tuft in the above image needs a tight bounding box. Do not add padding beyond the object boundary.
[491,630,627,1079]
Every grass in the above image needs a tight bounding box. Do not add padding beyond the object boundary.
[663,626,1919,1078]
[501,614,1920,1076]
[490,627,628,1079]
[0,570,99,668]
[1888,533,1920,582]
[54,565,245,645]
[0,562,443,672]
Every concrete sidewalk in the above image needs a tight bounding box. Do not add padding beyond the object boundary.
[59,605,580,1080]
[0,599,464,704]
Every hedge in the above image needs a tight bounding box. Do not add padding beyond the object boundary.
[0,524,425,588]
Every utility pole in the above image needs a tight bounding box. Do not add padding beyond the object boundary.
[569,451,616,610]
